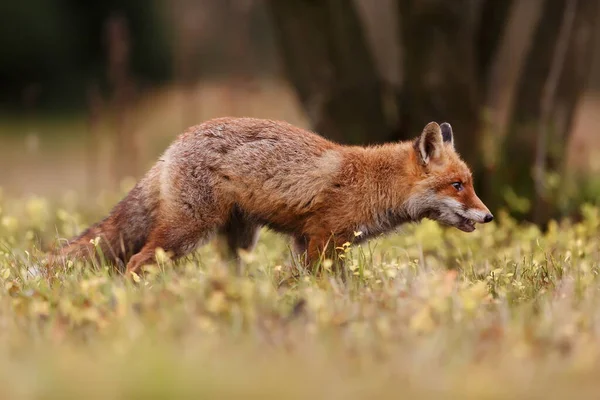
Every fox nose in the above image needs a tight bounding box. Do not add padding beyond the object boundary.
[483,213,494,223]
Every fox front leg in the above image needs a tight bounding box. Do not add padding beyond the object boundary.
[305,234,349,275]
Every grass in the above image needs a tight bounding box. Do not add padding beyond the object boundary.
[1,187,600,399]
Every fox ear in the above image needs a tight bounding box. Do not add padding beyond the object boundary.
[416,122,443,165]
[440,122,454,148]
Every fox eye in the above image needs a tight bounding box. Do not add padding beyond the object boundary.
[451,182,463,191]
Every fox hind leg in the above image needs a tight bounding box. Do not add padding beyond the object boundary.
[222,208,261,274]
[291,235,309,266]
[125,218,221,275]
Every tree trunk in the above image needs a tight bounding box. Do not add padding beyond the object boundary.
[475,0,514,92]
[266,0,397,144]
[396,0,480,166]
[480,0,545,204]
[496,0,599,224]
[538,0,600,223]
[482,0,544,142]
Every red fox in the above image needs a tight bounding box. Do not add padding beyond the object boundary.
[52,117,493,275]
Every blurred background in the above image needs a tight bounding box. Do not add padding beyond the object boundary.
[1,0,600,227]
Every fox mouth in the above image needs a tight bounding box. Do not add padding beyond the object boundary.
[456,215,476,232]
[424,210,477,232]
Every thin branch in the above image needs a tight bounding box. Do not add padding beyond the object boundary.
[534,0,578,221]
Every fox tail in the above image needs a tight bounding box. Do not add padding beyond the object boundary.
[48,170,159,271]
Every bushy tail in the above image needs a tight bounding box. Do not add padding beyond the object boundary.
[50,174,159,271]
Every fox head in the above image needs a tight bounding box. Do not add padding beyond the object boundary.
[407,121,493,232]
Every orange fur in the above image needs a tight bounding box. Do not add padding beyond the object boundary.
[50,117,492,275]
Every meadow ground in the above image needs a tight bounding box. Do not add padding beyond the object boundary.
[1,187,600,399]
